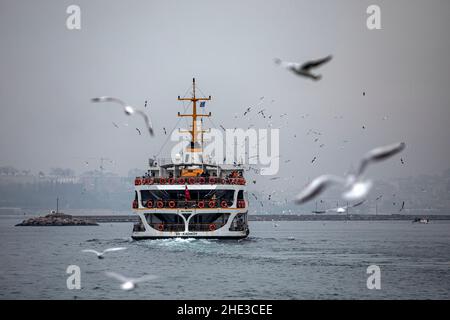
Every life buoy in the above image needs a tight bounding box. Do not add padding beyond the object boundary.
[168,200,176,208]
[135,178,142,186]
[142,178,148,185]
[148,178,154,185]
[146,200,153,208]
[157,224,164,231]
[208,224,216,231]
[156,200,164,208]
[198,200,205,209]
[208,200,216,208]
[168,178,175,185]
[209,177,216,184]
[188,177,195,184]
[132,200,138,209]
[178,178,185,184]
[220,178,225,184]
[198,177,206,184]
[159,178,166,185]
[238,200,245,208]
[221,200,228,208]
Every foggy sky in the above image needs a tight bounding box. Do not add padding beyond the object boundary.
[1,0,450,195]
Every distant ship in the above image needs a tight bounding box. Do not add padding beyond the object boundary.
[131,79,249,240]
[412,217,429,224]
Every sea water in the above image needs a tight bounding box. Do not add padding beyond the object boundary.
[0,215,449,299]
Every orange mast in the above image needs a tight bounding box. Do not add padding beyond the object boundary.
[177,78,211,152]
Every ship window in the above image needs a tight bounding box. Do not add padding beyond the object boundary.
[229,213,246,231]
[188,213,230,231]
[144,214,185,232]
[140,190,234,202]
[237,190,244,200]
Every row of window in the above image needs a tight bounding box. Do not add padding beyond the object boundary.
[137,189,245,202]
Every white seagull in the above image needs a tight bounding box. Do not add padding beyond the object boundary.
[274,55,332,80]
[82,247,127,259]
[313,200,366,214]
[105,272,158,291]
[91,96,154,136]
[295,142,406,204]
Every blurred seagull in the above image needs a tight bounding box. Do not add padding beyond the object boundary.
[105,272,157,291]
[112,122,119,128]
[136,128,141,135]
[274,55,332,80]
[313,200,365,214]
[295,142,406,204]
[91,96,154,136]
[82,247,127,259]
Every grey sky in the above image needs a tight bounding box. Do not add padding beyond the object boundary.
[1,0,449,192]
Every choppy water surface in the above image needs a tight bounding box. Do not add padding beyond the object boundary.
[0,216,449,299]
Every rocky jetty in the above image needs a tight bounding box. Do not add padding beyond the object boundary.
[15,212,98,226]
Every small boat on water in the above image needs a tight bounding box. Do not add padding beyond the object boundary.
[412,217,429,224]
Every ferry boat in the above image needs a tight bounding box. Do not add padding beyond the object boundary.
[131,79,249,240]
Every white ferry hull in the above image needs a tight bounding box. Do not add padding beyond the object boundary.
[131,230,249,240]
[131,210,249,240]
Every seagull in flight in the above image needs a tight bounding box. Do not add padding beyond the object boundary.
[313,200,366,214]
[274,55,332,81]
[295,142,406,204]
[82,247,127,259]
[136,128,141,135]
[91,96,154,136]
[105,272,158,291]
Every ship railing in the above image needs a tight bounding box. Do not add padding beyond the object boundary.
[134,176,246,186]
[139,199,239,209]
[133,199,245,209]
[148,223,185,232]
[187,223,227,232]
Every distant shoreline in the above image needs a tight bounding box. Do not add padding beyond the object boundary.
[66,214,450,223]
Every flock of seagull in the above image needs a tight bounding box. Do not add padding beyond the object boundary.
[91,54,406,213]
